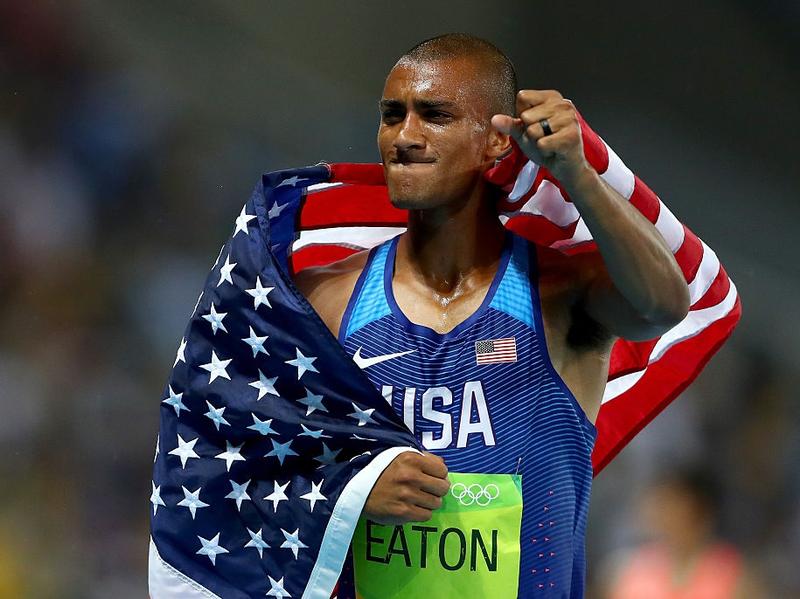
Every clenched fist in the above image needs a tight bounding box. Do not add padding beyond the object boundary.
[363,451,450,525]
[491,89,592,187]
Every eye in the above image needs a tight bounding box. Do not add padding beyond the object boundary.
[425,110,453,123]
[381,109,403,124]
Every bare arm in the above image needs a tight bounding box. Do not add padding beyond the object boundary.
[562,168,689,340]
[292,250,370,338]
[493,90,689,341]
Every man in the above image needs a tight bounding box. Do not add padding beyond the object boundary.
[294,34,689,597]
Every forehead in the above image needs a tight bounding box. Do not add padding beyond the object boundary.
[381,57,490,109]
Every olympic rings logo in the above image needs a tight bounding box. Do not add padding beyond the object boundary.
[450,482,500,507]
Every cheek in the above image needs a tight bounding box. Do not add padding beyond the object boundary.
[441,130,489,168]
[377,130,390,156]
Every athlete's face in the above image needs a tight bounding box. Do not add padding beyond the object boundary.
[377,57,509,210]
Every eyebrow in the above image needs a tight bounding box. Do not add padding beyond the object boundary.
[379,99,459,111]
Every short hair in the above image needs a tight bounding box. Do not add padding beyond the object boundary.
[396,33,517,116]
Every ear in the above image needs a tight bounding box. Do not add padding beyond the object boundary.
[485,127,512,161]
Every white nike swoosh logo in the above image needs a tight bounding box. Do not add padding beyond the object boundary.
[352,347,416,369]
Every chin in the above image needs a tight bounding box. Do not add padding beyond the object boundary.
[387,189,440,210]
[385,180,429,210]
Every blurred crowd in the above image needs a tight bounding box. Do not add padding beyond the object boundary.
[585,346,800,598]
[0,3,239,596]
[1,3,798,598]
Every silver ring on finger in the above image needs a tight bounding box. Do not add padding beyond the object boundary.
[539,118,553,136]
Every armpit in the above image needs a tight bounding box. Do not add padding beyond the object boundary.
[567,298,613,350]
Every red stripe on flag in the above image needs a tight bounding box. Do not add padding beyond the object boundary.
[629,177,661,223]
[592,297,741,474]
[329,163,386,185]
[577,112,610,174]
[691,266,732,311]
[608,339,659,380]
[503,213,580,247]
[560,238,598,256]
[300,185,405,229]
[673,227,704,281]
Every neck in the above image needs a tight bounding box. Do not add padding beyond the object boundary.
[396,186,506,295]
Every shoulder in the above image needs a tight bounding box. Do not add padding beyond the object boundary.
[293,249,371,295]
[293,249,371,336]
[534,244,606,292]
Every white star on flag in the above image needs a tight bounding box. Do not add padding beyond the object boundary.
[217,254,237,287]
[202,304,228,335]
[242,326,269,358]
[314,442,341,466]
[150,482,166,515]
[245,276,274,310]
[265,439,298,465]
[244,527,270,558]
[264,480,290,512]
[196,533,228,566]
[285,348,318,380]
[204,400,230,431]
[350,450,373,463]
[249,370,279,400]
[162,384,189,417]
[300,480,327,512]
[247,413,277,436]
[168,434,200,468]
[348,402,376,427]
[280,528,308,559]
[277,175,307,187]
[200,351,232,383]
[299,424,331,439]
[267,201,288,220]
[233,205,256,236]
[178,486,209,520]
[215,441,245,471]
[266,575,291,598]
[298,388,328,416]
[225,479,252,510]
[174,338,187,366]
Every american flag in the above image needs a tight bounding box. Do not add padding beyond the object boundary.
[149,167,422,598]
[475,337,518,364]
[150,110,740,597]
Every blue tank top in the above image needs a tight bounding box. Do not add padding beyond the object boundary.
[338,232,596,598]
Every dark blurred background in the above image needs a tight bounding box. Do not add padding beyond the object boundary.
[1,1,797,597]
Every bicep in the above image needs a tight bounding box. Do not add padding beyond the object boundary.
[538,246,678,345]
[584,270,681,342]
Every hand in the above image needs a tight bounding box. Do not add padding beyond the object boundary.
[491,89,592,186]
[363,451,450,525]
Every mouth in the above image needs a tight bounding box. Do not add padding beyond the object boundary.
[388,159,436,167]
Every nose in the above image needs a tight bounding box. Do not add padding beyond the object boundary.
[394,112,425,152]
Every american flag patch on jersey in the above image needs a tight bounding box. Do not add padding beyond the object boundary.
[475,337,518,365]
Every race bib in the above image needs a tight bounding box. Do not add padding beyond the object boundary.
[352,472,523,598]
